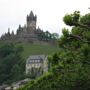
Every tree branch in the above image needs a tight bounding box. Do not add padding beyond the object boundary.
[69,34,90,44]
[72,22,90,30]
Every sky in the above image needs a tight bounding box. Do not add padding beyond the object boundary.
[0,0,90,36]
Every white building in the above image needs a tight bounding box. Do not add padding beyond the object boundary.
[26,55,48,76]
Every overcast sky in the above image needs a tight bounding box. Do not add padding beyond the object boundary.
[0,0,90,36]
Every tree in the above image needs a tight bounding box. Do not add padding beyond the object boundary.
[57,10,90,89]
[10,64,22,81]
[0,43,25,84]
[51,33,59,40]
[0,43,14,58]
[48,10,90,89]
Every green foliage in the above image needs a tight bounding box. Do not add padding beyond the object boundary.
[73,11,80,22]
[51,33,59,39]
[10,64,22,81]
[0,43,25,84]
[35,29,59,41]
[83,31,90,40]
[0,42,59,85]
[80,13,90,25]
[52,53,59,65]
[0,43,14,58]
[21,43,59,59]
[63,11,80,26]
[62,28,69,36]
[80,44,90,56]
[63,14,73,26]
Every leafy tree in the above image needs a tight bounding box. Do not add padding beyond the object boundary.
[10,64,22,81]
[0,43,25,84]
[0,43,14,58]
[36,30,59,41]
[51,33,59,40]
[57,10,90,89]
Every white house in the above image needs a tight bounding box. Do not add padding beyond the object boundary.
[26,55,48,76]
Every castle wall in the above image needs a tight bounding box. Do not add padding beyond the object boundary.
[27,21,36,30]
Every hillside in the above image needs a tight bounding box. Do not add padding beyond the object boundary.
[21,43,59,59]
[0,42,59,85]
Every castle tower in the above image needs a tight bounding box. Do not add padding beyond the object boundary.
[27,11,37,33]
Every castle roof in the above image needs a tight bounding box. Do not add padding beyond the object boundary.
[29,11,34,17]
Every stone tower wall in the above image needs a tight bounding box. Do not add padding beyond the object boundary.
[27,21,36,32]
[27,11,37,33]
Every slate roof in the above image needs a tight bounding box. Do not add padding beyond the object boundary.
[29,11,34,17]
[26,55,47,64]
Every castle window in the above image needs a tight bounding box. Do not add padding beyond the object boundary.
[29,60,35,63]
[34,60,37,63]
[33,60,35,62]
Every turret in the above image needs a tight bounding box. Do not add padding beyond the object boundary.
[11,30,14,35]
[27,11,37,32]
[7,28,10,35]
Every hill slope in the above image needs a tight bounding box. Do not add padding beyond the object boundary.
[20,43,59,59]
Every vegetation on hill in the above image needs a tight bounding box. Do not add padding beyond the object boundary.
[21,43,59,59]
[0,42,59,85]
[17,10,90,90]
[0,43,25,84]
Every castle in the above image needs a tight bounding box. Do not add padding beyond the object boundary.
[0,11,57,44]
[17,11,38,43]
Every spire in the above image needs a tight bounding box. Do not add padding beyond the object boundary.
[29,11,34,17]
[8,28,10,33]
[7,28,10,36]
[12,30,14,35]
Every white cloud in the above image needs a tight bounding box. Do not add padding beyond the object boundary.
[0,0,90,36]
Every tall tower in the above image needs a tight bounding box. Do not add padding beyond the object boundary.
[27,11,37,33]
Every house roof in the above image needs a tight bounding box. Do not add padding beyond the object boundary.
[26,55,47,64]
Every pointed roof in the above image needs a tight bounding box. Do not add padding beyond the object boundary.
[30,11,34,17]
